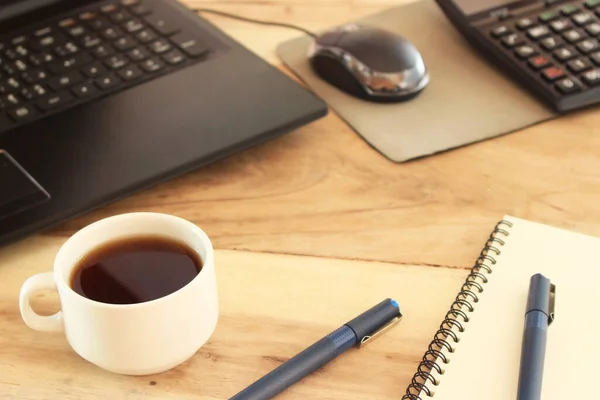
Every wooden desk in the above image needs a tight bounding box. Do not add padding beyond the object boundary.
[2,1,600,399]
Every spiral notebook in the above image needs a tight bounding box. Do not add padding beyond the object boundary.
[403,215,600,400]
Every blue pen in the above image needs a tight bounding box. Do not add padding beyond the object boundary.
[516,273,556,400]
[230,298,402,400]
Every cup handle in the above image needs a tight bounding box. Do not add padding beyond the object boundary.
[19,272,64,332]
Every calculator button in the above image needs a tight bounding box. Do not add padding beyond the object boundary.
[550,19,572,32]
[567,58,593,73]
[561,5,580,16]
[528,55,551,69]
[542,66,566,81]
[590,51,600,64]
[541,36,564,50]
[581,68,600,85]
[517,17,536,30]
[572,12,595,26]
[491,25,512,37]
[501,33,525,48]
[527,25,551,40]
[577,38,600,53]
[563,29,587,43]
[555,77,582,93]
[515,45,538,59]
[586,0,600,9]
[586,22,600,36]
[540,10,559,22]
[554,46,578,61]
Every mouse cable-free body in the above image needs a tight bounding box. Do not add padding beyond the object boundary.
[192,8,317,38]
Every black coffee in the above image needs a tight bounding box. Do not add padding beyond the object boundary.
[70,236,202,305]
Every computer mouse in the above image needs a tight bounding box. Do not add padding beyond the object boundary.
[308,25,429,102]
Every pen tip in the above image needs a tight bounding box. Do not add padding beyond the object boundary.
[391,299,399,308]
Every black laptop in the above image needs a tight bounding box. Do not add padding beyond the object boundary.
[0,0,327,246]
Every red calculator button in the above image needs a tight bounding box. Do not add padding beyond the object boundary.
[528,55,551,70]
[542,66,566,81]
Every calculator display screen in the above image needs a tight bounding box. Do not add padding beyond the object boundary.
[452,0,523,15]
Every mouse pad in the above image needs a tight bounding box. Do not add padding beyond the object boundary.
[276,0,558,162]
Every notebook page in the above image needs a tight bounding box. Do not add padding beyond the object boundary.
[427,216,600,400]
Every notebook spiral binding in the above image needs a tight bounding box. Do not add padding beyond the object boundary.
[402,219,514,399]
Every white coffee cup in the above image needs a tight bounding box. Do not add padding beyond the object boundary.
[19,212,219,376]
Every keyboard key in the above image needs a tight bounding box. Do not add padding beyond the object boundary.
[82,62,106,77]
[516,17,535,30]
[578,38,600,53]
[171,33,209,57]
[591,51,600,64]
[540,10,559,22]
[136,29,156,43]
[528,55,551,69]
[36,91,73,110]
[586,22,600,36]
[34,27,52,37]
[89,18,110,30]
[149,39,171,54]
[8,105,36,121]
[105,54,129,69]
[79,11,98,21]
[140,57,164,72]
[101,4,118,13]
[127,46,150,61]
[48,52,93,74]
[562,5,580,15]
[122,0,140,5]
[114,36,137,51]
[3,77,21,91]
[71,82,98,98]
[101,27,124,40]
[21,68,49,84]
[144,15,180,36]
[68,25,87,38]
[541,36,563,50]
[554,46,578,61]
[110,10,131,23]
[59,18,77,29]
[581,68,600,85]
[2,93,19,106]
[81,34,102,49]
[32,84,47,97]
[95,73,121,89]
[586,0,600,9]
[551,18,572,33]
[48,71,83,90]
[19,87,36,101]
[568,58,592,73]
[54,41,79,56]
[118,65,143,81]
[124,19,144,33]
[92,44,114,58]
[130,4,151,16]
[572,12,594,26]
[162,49,185,65]
[528,25,551,40]
[29,52,55,66]
[13,60,28,72]
[515,45,538,59]
[542,66,566,81]
[4,48,18,60]
[563,29,586,42]
[491,25,512,37]
[30,33,66,51]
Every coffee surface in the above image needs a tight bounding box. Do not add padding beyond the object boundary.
[70,236,202,305]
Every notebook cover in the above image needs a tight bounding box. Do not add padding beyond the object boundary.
[276,0,557,162]
[402,215,600,399]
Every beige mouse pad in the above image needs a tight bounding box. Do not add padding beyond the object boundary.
[276,0,557,162]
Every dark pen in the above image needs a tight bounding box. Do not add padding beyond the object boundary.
[516,273,556,400]
[229,298,403,400]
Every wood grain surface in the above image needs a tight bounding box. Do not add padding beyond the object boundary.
[2,0,600,399]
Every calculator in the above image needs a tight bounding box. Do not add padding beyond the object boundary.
[437,0,600,112]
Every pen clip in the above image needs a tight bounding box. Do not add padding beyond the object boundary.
[548,283,556,325]
[359,316,402,348]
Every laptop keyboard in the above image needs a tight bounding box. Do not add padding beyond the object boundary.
[0,0,211,133]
